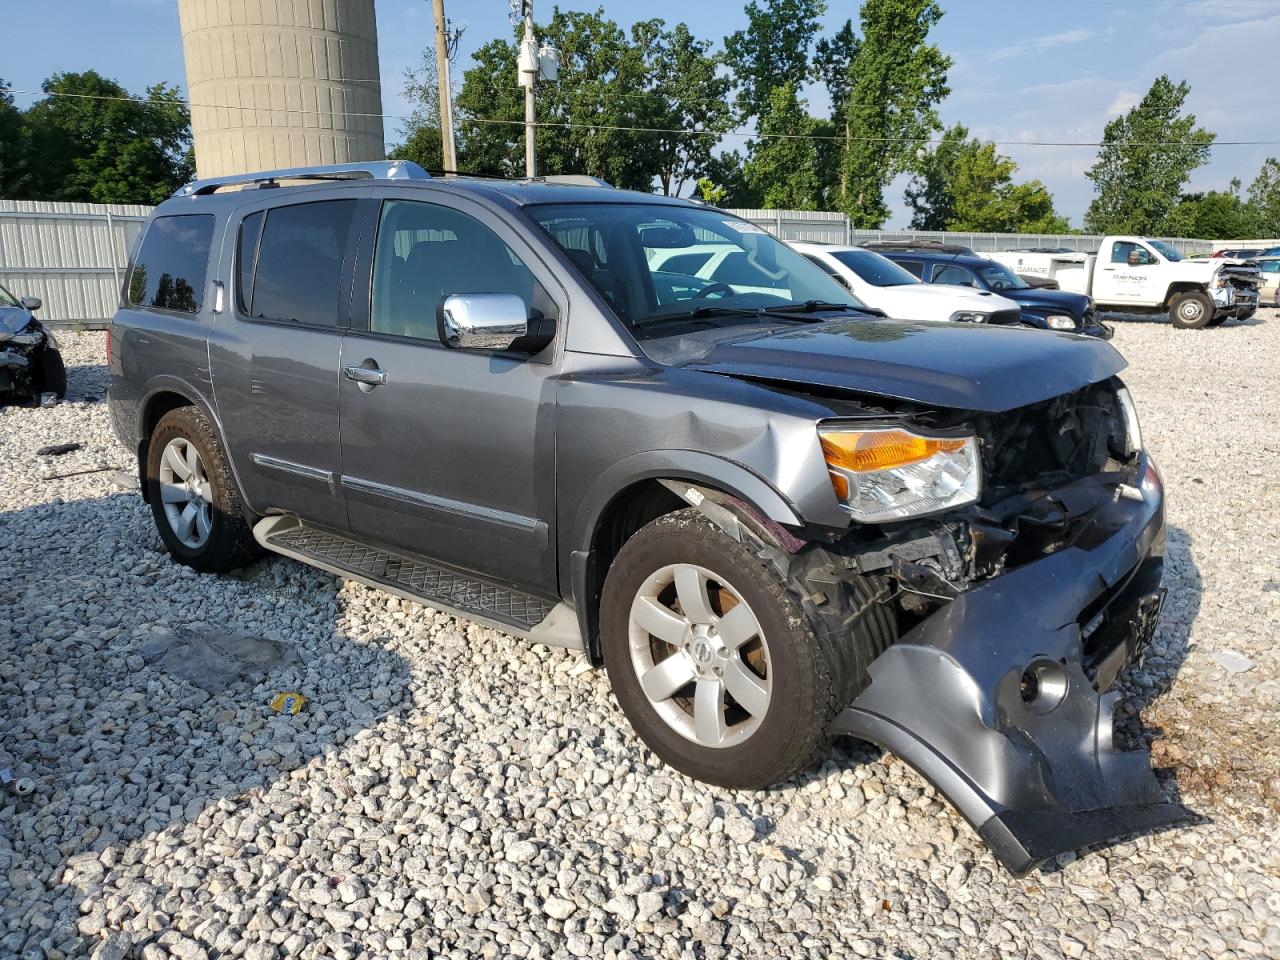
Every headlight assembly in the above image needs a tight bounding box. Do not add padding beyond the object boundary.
[949,311,987,323]
[1045,315,1076,330]
[1114,384,1143,456]
[819,425,981,523]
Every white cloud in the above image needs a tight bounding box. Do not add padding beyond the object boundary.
[1106,91,1140,115]
[985,28,1096,62]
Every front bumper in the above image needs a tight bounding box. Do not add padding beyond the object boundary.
[833,455,1185,875]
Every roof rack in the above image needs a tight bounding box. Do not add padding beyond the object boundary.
[859,239,975,255]
[534,174,612,188]
[173,160,431,198]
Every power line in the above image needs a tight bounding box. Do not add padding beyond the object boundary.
[8,87,1280,150]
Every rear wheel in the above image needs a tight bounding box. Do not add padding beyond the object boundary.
[1169,291,1214,329]
[145,406,261,573]
[600,510,863,788]
[35,347,66,400]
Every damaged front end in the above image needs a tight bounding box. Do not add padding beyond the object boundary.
[0,309,61,405]
[676,377,1183,875]
[827,378,1182,874]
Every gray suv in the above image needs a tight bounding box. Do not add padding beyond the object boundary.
[110,161,1178,874]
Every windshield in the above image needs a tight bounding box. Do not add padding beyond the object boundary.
[976,262,1029,291]
[528,203,855,332]
[0,284,17,308]
[1147,239,1184,262]
[831,249,920,287]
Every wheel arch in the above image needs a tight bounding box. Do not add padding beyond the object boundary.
[135,380,245,508]
[567,452,809,661]
[1162,281,1208,308]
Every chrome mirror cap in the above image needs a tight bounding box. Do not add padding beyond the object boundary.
[439,294,528,351]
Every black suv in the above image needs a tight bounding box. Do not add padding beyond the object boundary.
[109,161,1175,874]
[865,242,1113,338]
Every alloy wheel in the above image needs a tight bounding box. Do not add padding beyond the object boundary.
[157,437,213,549]
[627,562,772,749]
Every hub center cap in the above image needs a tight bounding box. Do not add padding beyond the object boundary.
[691,638,714,667]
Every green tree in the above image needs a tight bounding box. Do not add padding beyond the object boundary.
[700,150,758,208]
[838,0,951,227]
[1164,180,1257,239]
[22,71,192,204]
[1084,75,1214,235]
[1246,157,1280,236]
[812,21,859,208]
[907,125,1068,232]
[389,50,448,172]
[743,82,821,209]
[0,79,31,198]
[723,0,824,121]
[630,20,733,196]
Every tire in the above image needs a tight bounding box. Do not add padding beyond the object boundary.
[145,405,261,574]
[1235,306,1257,322]
[1169,291,1214,329]
[600,509,862,789]
[35,347,66,400]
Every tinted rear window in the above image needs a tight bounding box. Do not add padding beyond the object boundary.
[246,200,358,326]
[127,214,215,314]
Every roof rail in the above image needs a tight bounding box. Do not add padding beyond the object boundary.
[173,160,431,198]
[536,174,612,188]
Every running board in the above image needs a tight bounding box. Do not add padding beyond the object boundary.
[253,515,584,651]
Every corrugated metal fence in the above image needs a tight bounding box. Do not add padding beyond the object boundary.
[0,200,148,323]
[725,209,1216,258]
[0,200,1227,322]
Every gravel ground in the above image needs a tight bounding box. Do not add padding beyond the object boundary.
[2,316,1279,960]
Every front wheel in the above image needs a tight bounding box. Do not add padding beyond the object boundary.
[600,510,853,788]
[1169,291,1214,329]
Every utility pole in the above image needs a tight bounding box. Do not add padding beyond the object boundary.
[431,0,457,174]
[517,1,538,178]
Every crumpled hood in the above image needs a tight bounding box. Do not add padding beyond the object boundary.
[0,307,34,341]
[1003,287,1090,316]
[684,317,1127,413]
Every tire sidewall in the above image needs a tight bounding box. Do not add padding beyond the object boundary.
[1171,292,1213,329]
[600,514,824,788]
[145,409,234,568]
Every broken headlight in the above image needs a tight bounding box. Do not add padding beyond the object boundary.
[1115,384,1143,456]
[819,425,981,523]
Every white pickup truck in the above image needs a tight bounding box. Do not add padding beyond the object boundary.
[990,237,1261,329]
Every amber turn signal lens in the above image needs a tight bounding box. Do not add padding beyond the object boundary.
[820,429,967,474]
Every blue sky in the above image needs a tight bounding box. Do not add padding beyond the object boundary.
[5,0,1279,226]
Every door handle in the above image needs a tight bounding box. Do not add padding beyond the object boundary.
[343,362,388,389]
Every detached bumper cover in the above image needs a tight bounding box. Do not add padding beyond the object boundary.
[833,456,1187,875]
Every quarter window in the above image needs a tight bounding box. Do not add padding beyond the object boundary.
[369,200,535,341]
[126,214,215,314]
[246,200,359,326]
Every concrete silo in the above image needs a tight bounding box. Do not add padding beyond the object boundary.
[177,0,385,179]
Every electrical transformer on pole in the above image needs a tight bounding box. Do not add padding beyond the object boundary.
[514,0,558,179]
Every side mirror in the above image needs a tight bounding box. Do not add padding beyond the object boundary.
[20,296,42,311]
[438,293,553,353]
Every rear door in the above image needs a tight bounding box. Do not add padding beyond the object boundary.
[208,191,364,527]
[335,192,564,594]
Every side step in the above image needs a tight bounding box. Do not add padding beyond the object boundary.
[253,515,583,651]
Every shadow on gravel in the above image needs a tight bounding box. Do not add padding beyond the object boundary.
[0,490,413,957]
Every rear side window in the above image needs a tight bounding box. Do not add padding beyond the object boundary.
[244,200,358,326]
[127,214,215,314]
[934,264,977,286]
[898,259,925,278]
[236,211,264,314]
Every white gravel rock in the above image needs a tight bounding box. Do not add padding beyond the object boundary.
[1,324,1279,959]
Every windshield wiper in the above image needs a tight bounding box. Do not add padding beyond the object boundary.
[636,301,876,328]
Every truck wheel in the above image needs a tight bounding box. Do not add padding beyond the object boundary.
[1169,291,1214,329]
[600,510,858,789]
[1206,313,1229,328]
[1234,306,1257,322]
[145,406,261,574]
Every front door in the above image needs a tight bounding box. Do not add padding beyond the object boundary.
[209,194,363,527]
[337,195,563,595]
[1093,240,1159,305]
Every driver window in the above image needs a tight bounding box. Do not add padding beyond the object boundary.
[370,200,536,341]
[1111,241,1152,266]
